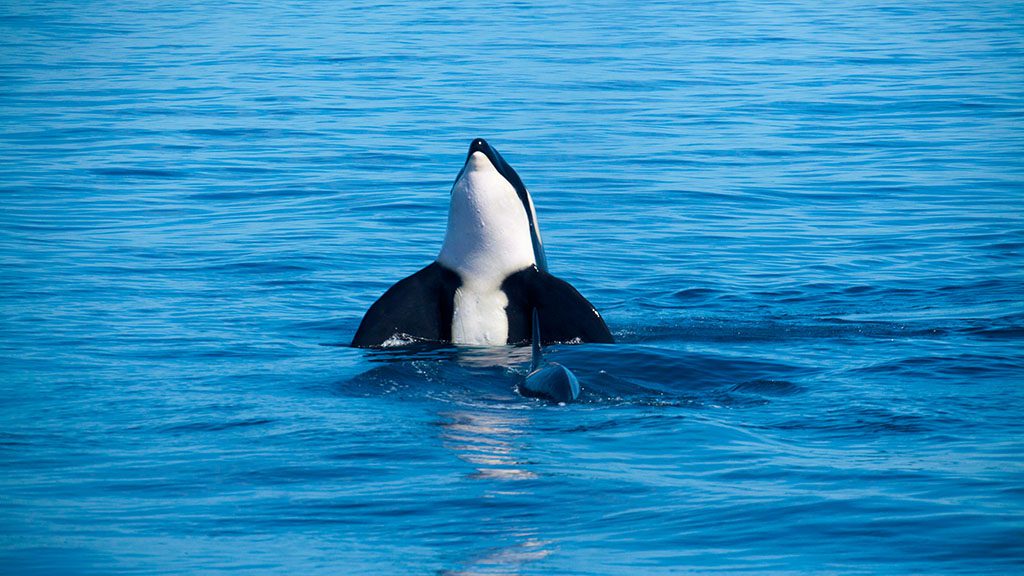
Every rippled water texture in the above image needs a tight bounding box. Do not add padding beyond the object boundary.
[2,1,1023,574]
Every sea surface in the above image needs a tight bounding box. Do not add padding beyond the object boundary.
[2,1,1023,574]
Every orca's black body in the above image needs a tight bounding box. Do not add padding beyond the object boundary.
[351,139,613,348]
[351,262,612,347]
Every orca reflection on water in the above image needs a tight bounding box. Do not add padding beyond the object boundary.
[351,138,613,349]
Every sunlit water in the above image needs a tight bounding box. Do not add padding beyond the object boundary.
[2,1,1023,574]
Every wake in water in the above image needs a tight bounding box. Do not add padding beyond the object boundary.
[339,320,810,409]
[340,306,1023,419]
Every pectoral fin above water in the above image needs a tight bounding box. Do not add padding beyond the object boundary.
[351,262,460,348]
[502,267,614,346]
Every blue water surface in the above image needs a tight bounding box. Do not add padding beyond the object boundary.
[2,1,1023,574]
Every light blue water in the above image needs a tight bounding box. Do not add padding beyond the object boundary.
[2,1,1023,573]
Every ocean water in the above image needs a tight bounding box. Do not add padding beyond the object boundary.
[2,0,1023,573]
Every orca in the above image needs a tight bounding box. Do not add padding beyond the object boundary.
[351,138,613,348]
[519,310,581,403]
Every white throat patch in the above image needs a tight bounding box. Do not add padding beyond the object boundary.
[437,151,536,345]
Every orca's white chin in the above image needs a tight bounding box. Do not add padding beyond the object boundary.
[466,150,489,171]
[437,151,535,283]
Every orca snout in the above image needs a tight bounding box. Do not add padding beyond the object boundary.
[465,138,506,173]
[469,138,490,155]
[466,150,488,169]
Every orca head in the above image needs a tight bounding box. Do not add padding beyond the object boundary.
[437,139,548,280]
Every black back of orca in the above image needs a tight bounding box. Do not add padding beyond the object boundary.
[351,263,613,347]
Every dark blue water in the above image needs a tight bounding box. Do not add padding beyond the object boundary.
[2,1,1023,573]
